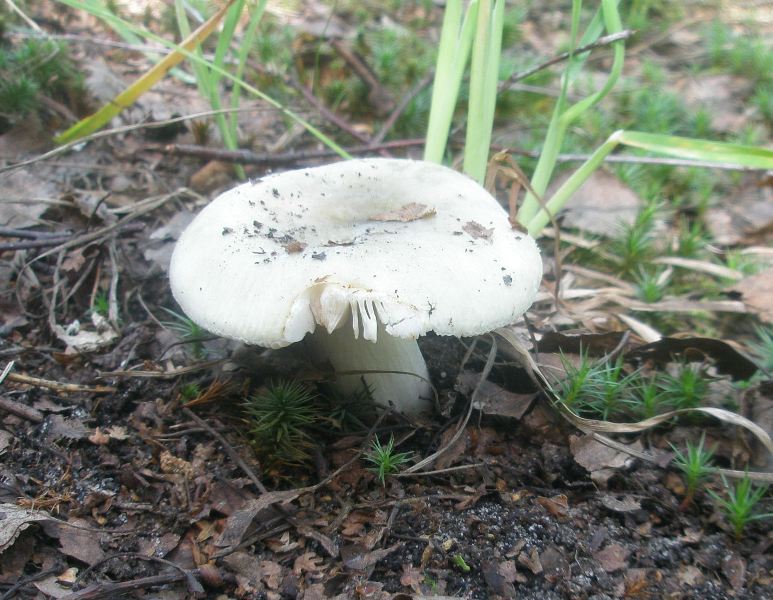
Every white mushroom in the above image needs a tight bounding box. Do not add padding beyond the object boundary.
[169,158,542,416]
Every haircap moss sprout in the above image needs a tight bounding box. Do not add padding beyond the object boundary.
[364,434,414,486]
[708,473,772,541]
[243,380,321,463]
[670,433,716,509]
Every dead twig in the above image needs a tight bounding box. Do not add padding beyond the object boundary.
[160,138,425,165]
[499,30,635,92]
[60,571,199,600]
[371,71,434,145]
[2,361,115,394]
[0,396,44,423]
[406,336,497,473]
[101,358,225,379]
[69,553,204,598]
[182,407,267,493]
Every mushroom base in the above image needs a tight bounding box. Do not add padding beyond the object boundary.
[304,324,432,417]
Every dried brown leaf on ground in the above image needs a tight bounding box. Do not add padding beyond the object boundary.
[731,267,773,324]
[722,553,747,591]
[569,434,633,472]
[593,543,629,573]
[0,167,57,227]
[535,494,569,518]
[627,336,758,380]
[54,517,107,566]
[0,504,56,553]
[216,490,301,549]
[340,542,402,571]
[705,174,773,245]
[545,169,642,236]
[677,74,752,132]
[457,371,536,419]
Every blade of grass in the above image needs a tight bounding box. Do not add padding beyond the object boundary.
[519,0,625,225]
[53,0,350,158]
[230,0,268,136]
[424,0,479,163]
[55,1,235,144]
[174,0,245,177]
[83,0,196,84]
[526,130,773,236]
[463,0,504,183]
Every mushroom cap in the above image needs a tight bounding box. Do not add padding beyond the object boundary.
[170,158,542,348]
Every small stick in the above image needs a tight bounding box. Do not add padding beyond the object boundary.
[0,237,73,252]
[285,74,372,144]
[499,30,635,92]
[160,138,425,165]
[372,72,434,145]
[4,372,116,394]
[59,572,195,600]
[0,226,72,239]
[0,396,44,423]
[181,407,267,493]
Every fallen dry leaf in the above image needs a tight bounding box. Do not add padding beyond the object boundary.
[369,202,435,222]
[45,415,89,442]
[457,371,537,419]
[340,542,402,571]
[0,504,55,553]
[293,552,324,576]
[518,547,543,574]
[400,563,423,592]
[258,559,284,589]
[216,490,301,549]
[545,169,642,236]
[535,494,569,518]
[722,553,747,592]
[593,543,629,573]
[600,495,641,513]
[88,428,110,445]
[677,74,751,133]
[482,559,517,597]
[569,435,630,472]
[678,565,704,586]
[627,336,759,380]
[732,268,773,324]
[540,546,570,583]
[705,175,773,245]
[56,517,107,566]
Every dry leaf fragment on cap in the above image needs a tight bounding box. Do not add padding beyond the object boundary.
[462,220,494,240]
[369,202,436,222]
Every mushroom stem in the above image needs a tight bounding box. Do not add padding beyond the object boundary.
[304,323,432,417]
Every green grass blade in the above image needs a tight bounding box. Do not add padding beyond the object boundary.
[519,0,625,225]
[617,131,773,169]
[175,0,246,177]
[463,0,504,183]
[55,1,234,144]
[424,0,479,163]
[525,129,773,236]
[230,0,269,135]
[84,0,196,85]
[53,0,349,158]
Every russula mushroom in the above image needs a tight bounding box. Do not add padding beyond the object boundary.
[169,158,542,416]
